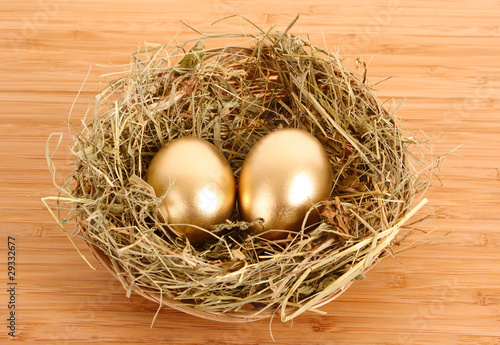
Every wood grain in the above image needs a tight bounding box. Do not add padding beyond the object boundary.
[1,1,499,344]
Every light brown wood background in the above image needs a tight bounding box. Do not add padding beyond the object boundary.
[1,1,499,344]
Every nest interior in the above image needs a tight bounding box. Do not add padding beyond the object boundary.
[44,20,434,322]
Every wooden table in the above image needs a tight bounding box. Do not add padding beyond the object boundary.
[1,1,499,344]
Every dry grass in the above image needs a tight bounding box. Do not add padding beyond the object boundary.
[43,16,441,322]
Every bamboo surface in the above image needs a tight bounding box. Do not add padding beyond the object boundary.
[1,1,500,344]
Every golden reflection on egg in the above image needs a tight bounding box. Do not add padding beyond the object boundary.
[238,128,333,240]
[146,137,236,244]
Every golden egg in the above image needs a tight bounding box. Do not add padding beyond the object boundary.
[238,128,332,240]
[146,137,236,244]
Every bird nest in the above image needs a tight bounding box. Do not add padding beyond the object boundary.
[43,18,437,323]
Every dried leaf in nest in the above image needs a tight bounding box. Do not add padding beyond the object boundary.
[43,16,442,323]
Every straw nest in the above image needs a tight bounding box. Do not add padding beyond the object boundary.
[44,18,438,323]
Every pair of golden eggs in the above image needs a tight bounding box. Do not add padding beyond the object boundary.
[146,128,333,244]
